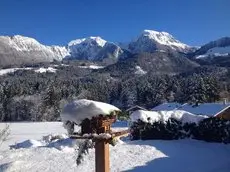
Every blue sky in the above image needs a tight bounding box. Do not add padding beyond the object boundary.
[0,0,229,46]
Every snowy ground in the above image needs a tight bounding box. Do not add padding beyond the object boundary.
[0,66,57,76]
[1,122,230,172]
[0,68,32,76]
[78,65,105,69]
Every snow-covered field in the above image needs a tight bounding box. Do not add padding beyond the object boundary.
[134,66,147,75]
[34,67,57,73]
[0,68,32,76]
[78,65,105,69]
[1,122,230,172]
[0,67,57,76]
[0,64,103,76]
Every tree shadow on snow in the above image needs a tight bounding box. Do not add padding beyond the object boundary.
[123,139,230,172]
[0,162,14,171]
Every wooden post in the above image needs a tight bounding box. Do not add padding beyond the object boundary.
[79,116,120,172]
[95,124,110,172]
[95,140,110,172]
[70,119,129,172]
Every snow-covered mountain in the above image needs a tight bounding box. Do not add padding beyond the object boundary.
[194,37,230,59]
[0,35,69,60]
[67,36,125,61]
[1,31,229,68]
[0,35,69,67]
[0,35,128,67]
[67,37,106,60]
[129,30,192,53]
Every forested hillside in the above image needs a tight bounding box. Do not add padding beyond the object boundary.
[0,60,229,121]
[1,32,230,122]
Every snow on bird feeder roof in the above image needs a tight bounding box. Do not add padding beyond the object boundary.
[61,99,120,125]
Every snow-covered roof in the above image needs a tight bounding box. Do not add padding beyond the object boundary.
[152,102,230,117]
[152,103,184,111]
[61,99,120,125]
[126,105,147,112]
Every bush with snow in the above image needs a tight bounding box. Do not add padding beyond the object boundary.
[130,110,230,143]
[130,118,189,140]
[192,117,230,143]
[130,110,207,125]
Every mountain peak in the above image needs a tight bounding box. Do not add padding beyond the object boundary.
[128,29,191,53]
[141,29,189,49]
[9,35,43,46]
[66,36,124,61]
[0,35,45,52]
[68,36,107,47]
[11,34,35,40]
[142,29,170,35]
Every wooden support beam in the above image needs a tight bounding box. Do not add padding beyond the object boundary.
[111,129,130,138]
[70,129,130,140]
[95,140,110,172]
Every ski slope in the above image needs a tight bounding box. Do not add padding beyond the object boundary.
[1,122,230,172]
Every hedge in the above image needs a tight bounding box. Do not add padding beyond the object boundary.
[130,117,230,144]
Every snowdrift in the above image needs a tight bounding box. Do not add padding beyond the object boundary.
[10,134,78,153]
[130,110,208,124]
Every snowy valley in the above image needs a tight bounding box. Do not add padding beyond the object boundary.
[1,100,230,172]
[1,30,230,172]
[1,122,230,172]
[1,0,230,171]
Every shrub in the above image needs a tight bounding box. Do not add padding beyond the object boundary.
[117,111,130,121]
[192,117,230,143]
[130,117,230,144]
[130,118,187,140]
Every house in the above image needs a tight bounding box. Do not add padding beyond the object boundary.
[152,103,186,111]
[152,102,230,120]
[126,105,148,114]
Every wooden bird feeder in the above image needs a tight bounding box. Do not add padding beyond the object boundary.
[70,114,129,172]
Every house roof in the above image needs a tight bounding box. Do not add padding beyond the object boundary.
[152,102,230,117]
[152,103,184,111]
[126,105,147,112]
